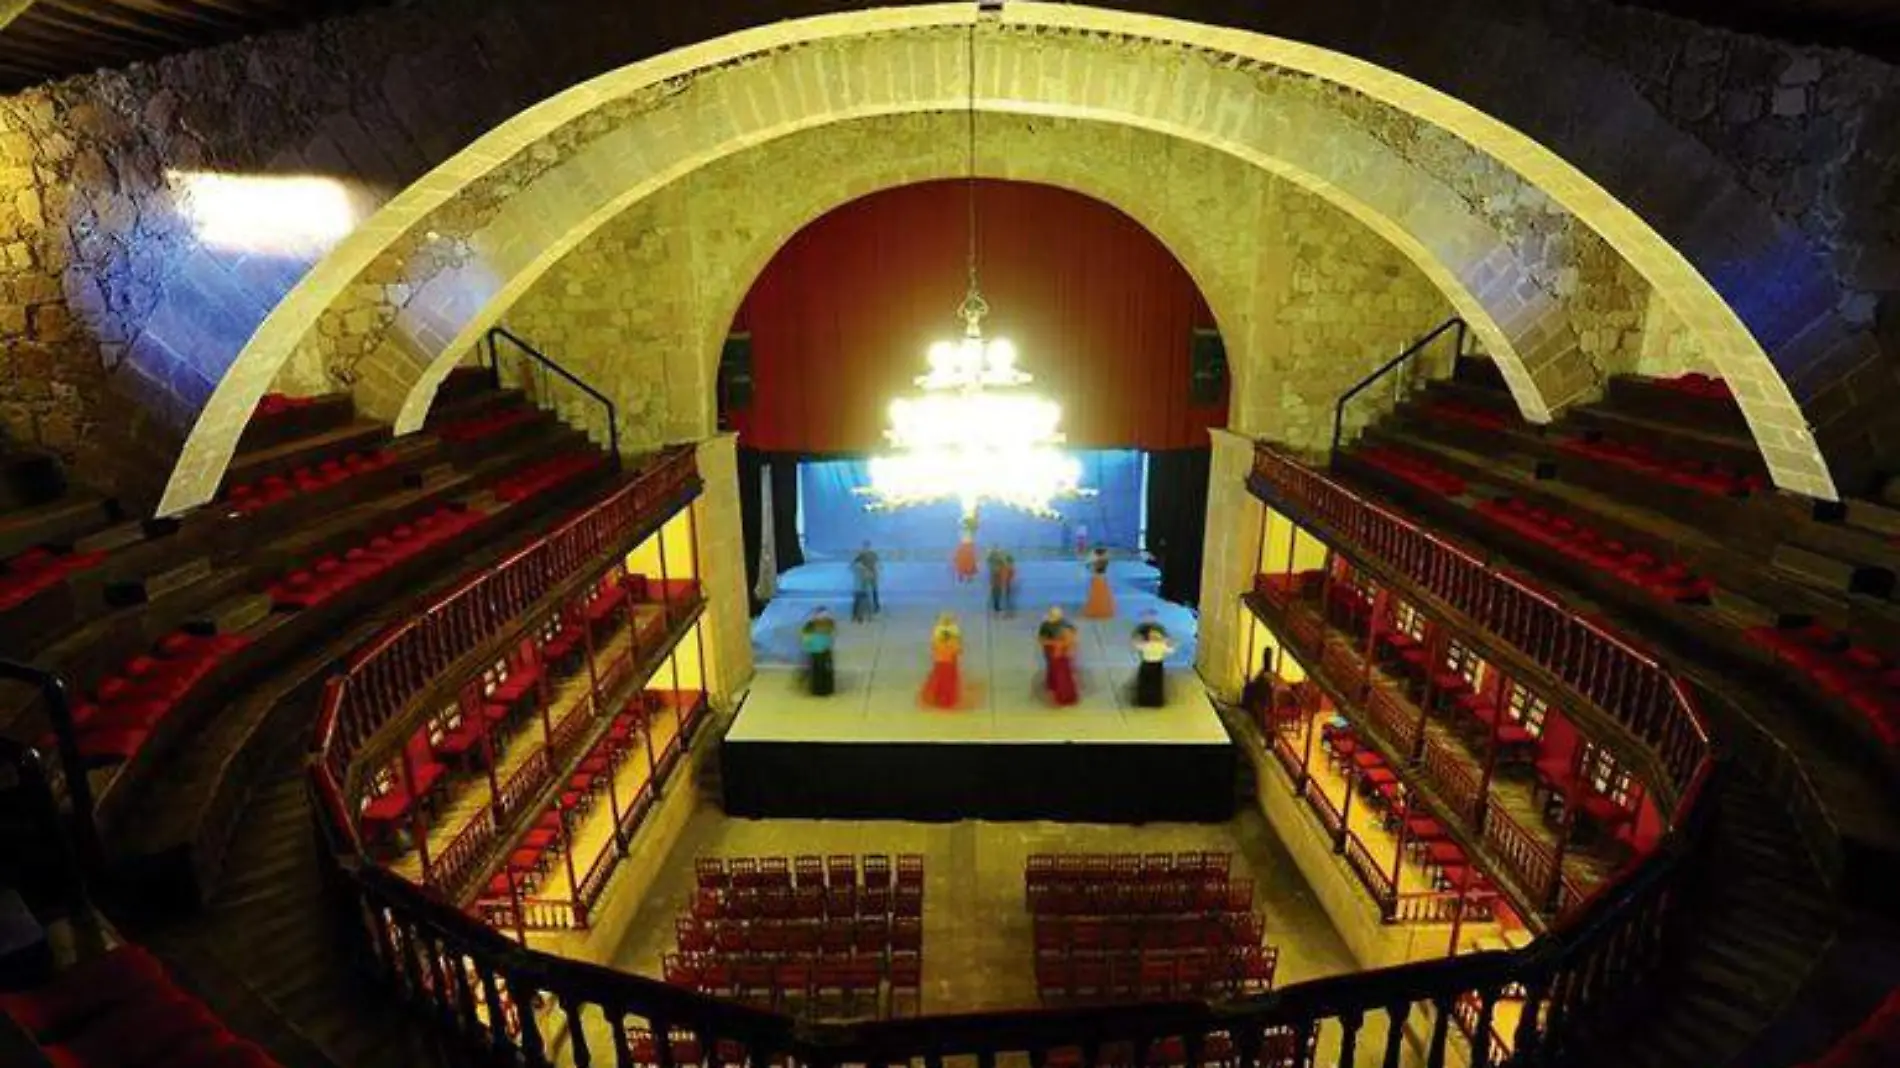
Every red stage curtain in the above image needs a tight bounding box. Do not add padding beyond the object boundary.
[727,180,1223,453]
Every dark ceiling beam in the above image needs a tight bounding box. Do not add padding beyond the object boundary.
[34,0,211,49]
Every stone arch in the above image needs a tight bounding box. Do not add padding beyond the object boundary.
[155,2,1836,514]
[494,110,1463,456]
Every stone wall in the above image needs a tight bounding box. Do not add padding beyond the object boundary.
[494,111,1457,456]
[0,0,1892,502]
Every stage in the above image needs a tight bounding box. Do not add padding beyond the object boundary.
[723,559,1236,822]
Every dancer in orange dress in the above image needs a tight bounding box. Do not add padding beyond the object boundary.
[953,528,979,583]
[922,613,963,708]
[1081,547,1116,619]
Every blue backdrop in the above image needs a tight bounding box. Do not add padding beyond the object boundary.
[798,451,1145,558]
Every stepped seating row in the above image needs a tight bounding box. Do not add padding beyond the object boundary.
[1803,990,1900,1068]
[494,451,606,504]
[0,945,280,1068]
[57,630,252,767]
[1024,851,1231,888]
[695,853,925,893]
[1034,946,1280,1005]
[675,916,923,960]
[1650,371,1732,401]
[689,882,925,922]
[436,407,538,445]
[1473,495,1714,603]
[252,392,318,418]
[0,546,106,611]
[269,505,484,611]
[1319,725,1495,893]
[1355,445,1467,497]
[1556,435,1761,497]
[222,449,397,514]
[1424,399,1511,432]
[1745,623,1900,748]
[480,709,645,899]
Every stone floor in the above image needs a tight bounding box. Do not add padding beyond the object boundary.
[602,805,1361,1016]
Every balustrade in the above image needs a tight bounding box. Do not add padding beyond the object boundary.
[1251,444,1708,800]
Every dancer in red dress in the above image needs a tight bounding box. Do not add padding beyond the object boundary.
[1038,607,1080,706]
[922,613,963,708]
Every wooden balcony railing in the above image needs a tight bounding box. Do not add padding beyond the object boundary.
[1251,444,1709,805]
[314,445,698,833]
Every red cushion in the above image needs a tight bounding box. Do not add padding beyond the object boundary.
[0,946,171,1040]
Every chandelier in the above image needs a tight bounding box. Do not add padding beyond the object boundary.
[859,19,1090,522]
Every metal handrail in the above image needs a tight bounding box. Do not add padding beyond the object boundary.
[0,659,100,881]
[486,325,621,464]
[1331,317,1467,461]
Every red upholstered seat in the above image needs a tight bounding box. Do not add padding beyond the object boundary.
[0,946,172,1040]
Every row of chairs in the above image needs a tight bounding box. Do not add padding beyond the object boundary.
[677,916,922,960]
[480,707,644,901]
[1474,496,1715,604]
[436,407,538,444]
[269,504,487,611]
[223,448,398,515]
[690,882,923,922]
[654,949,925,1022]
[1034,947,1280,1005]
[695,853,924,892]
[1747,621,1900,751]
[1356,444,1468,497]
[1025,852,1231,889]
[1026,880,1249,918]
[621,1029,1307,1068]
[493,450,606,504]
[59,629,251,767]
[0,543,106,612]
[1033,913,1266,957]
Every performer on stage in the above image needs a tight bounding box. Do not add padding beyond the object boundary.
[1000,551,1018,616]
[1130,613,1173,708]
[1038,607,1080,706]
[801,608,837,696]
[922,612,963,709]
[851,540,881,619]
[988,547,1018,615]
[953,519,979,583]
[1082,546,1116,619]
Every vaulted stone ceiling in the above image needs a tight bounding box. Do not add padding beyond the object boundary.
[0,0,388,91]
[0,0,1895,95]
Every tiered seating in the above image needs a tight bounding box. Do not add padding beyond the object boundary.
[664,854,925,1016]
[1650,371,1733,401]
[1474,497,1714,603]
[0,944,282,1068]
[223,449,397,514]
[1026,852,1278,1005]
[1557,435,1761,497]
[1745,623,1900,747]
[493,451,605,504]
[268,505,484,610]
[1355,445,1466,496]
[0,545,106,610]
[252,392,317,418]
[55,629,252,766]
[1423,399,1511,432]
[435,407,538,444]
[1802,989,1900,1068]
[1319,725,1500,891]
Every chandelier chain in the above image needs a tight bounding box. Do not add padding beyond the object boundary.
[960,19,987,337]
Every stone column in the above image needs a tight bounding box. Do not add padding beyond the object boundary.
[694,432,753,708]
[1195,428,1266,703]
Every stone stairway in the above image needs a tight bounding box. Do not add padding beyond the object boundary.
[147,743,450,1068]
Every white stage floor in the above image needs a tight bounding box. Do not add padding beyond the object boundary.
[734,559,1225,746]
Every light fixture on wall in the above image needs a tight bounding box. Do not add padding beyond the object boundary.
[859,20,1089,523]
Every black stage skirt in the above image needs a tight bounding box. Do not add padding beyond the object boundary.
[1135,661,1166,707]
[809,651,835,696]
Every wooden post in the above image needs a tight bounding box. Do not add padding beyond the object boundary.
[1473,677,1508,834]
[1447,874,1474,959]
[557,801,585,928]
[1390,805,1409,895]
[507,868,527,946]
[1296,693,1318,792]
[656,520,674,628]
[1545,804,1576,916]
[401,741,433,883]
[477,689,504,819]
[1335,766,1356,854]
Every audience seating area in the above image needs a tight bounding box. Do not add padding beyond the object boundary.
[223,449,398,515]
[269,505,485,611]
[0,546,105,612]
[494,452,607,504]
[1027,852,1279,1006]
[436,407,540,445]
[0,945,282,1068]
[61,630,253,767]
[1556,435,1761,497]
[665,854,926,1017]
[1354,446,1467,497]
[1473,496,1715,603]
[1745,623,1900,747]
